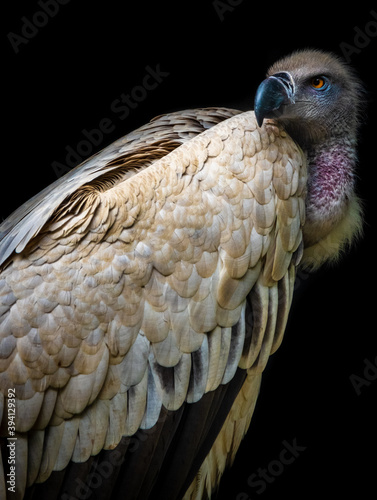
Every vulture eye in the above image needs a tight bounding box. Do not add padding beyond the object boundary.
[310,76,327,89]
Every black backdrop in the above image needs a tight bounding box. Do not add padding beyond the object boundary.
[3,1,377,498]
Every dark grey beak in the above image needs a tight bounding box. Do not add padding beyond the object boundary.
[254,72,295,127]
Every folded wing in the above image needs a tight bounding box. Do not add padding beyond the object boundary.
[0,109,306,499]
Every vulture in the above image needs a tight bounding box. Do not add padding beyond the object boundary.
[0,49,364,499]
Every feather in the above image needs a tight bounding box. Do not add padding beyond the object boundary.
[27,430,45,486]
[206,327,231,392]
[118,333,150,387]
[188,291,217,333]
[271,264,296,354]
[141,301,169,343]
[222,250,251,280]
[72,413,95,463]
[170,306,205,353]
[271,233,293,281]
[149,352,191,411]
[105,392,128,448]
[124,369,148,436]
[195,251,218,279]
[222,302,246,385]
[33,388,58,430]
[88,399,110,455]
[250,283,279,374]
[217,266,260,311]
[187,335,209,403]
[55,417,80,469]
[37,423,65,483]
[186,371,262,499]
[252,195,276,232]
[140,367,162,429]
[220,223,248,259]
[55,346,108,418]
[15,391,44,432]
[239,278,269,370]
[168,264,201,299]
[152,329,182,367]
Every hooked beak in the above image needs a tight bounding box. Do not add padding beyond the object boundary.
[254,71,295,127]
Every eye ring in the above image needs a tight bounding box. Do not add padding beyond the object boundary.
[311,76,327,89]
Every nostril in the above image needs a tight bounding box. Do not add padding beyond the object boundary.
[271,72,295,95]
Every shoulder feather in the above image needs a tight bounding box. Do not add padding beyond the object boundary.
[0,108,241,268]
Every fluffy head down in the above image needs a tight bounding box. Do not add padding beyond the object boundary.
[266,49,365,144]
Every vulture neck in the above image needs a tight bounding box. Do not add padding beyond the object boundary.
[295,125,358,248]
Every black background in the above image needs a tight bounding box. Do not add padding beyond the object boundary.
[3,1,377,499]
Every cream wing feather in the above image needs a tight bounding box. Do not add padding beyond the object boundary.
[0,109,305,499]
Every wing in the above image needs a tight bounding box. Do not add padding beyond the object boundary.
[0,109,306,499]
[0,107,240,268]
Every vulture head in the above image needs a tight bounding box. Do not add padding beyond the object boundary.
[254,49,364,267]
[254,49,364,143]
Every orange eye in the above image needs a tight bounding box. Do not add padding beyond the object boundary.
[311,77,326,89]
